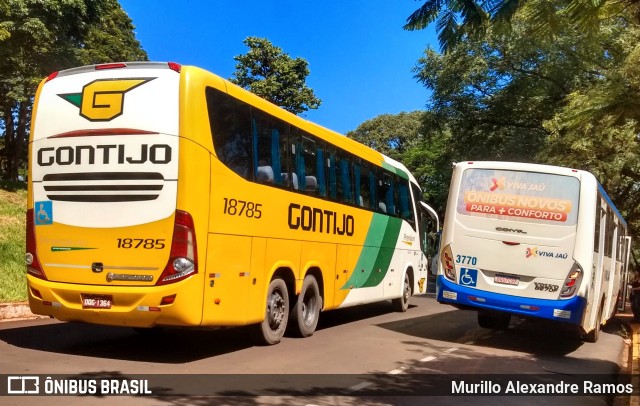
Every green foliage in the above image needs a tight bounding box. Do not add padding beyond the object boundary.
[0,188,27,302]
[404,0,640,53]
[230,37,321,115]
[538,19,640,264]
[78,0,148,64]
[346,111,425,161]
[347,110,452,214]
[399,0,640,265]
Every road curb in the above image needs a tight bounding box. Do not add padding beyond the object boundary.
[0,301,46,322]
[630,320,640,406]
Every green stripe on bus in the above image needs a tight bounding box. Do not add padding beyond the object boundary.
[341,214,403,289]
[382,162,408,180]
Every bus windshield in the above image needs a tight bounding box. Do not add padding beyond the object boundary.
[456,168,580,226]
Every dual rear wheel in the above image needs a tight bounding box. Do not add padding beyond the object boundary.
[251,275,322,345]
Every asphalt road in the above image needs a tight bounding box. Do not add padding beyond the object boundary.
[0,295,632,405]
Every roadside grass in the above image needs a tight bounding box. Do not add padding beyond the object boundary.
[0,185,27,302]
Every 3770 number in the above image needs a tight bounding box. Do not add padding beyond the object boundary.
[456,255,478,265]
[223,198,262,219]
[117,238,165,249]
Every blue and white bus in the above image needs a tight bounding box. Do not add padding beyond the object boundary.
[437,161,631,342]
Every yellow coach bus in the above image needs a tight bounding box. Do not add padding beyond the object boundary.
[26,62,438,344]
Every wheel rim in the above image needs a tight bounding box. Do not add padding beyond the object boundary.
[403,277,410,303]
[267,288,286,331]
[301,289,317,326]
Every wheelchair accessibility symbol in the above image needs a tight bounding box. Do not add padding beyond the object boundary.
[34,201,53,225]
[459,267,478,287]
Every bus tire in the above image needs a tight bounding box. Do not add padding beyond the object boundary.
[392,272,411,312]
[584,305,602,343]
[290,275,321,337]
[251,278,289,345]
[477,312,511,330]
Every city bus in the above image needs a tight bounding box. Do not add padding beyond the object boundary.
[437,161,631,342]
[26,61,439,345]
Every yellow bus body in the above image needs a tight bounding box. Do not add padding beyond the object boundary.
[27,63,436,337]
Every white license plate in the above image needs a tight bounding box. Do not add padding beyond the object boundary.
[82,295,112,309]
[494,274,519,286]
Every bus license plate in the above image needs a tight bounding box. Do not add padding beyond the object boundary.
[494,274,519,286]
[82,295,112,309]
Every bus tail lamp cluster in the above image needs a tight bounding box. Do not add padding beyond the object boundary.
[560,262,583,298]
[157,210,198,285]
[25,209,48,280]
[441,244,456,281]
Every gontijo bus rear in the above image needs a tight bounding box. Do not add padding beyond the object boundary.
[437,161,630,342]
[27,62,437,344]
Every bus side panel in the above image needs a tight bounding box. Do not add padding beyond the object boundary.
[201,234,252,326]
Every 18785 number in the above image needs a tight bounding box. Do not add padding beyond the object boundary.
[223,198,262,219]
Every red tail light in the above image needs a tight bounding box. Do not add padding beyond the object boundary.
[26,209,47,280]
[95,63,127,70]
[560,262,583,298]
[156,211,198,285]
[441,244,456,281]
[46,71,59,82]
[167,62,182,72]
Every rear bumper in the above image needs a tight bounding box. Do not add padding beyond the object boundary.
[27,274,204,328]
[436,275,585,325]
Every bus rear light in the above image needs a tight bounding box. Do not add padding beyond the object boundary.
[560,262,583,298]
[157,210,198,285]
[46,71,59,82]
[168,62,182,72]
[160,294,177,305]
[441,244,456,281]
[95,63,127,70]
[26,209,47,280]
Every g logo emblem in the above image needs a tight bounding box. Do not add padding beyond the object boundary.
[58,78,155,121]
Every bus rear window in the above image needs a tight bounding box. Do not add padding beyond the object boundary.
[456,169,580,226]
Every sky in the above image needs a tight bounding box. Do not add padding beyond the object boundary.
[118,1,439,135]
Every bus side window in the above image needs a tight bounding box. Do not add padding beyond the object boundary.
[251,109,289,187]
[316,144,327,197]
[293,132,318,195]
[339,156,353,204]
[206,87,252,179]
[398,179,414,226]
[383,173,396,216]
[328,151,337,200]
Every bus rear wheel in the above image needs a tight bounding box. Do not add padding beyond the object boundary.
[584,305,602,343]
[477,311,511,330]
[251,278,289,345]
[289,275,321,337]
[392,273,411,312]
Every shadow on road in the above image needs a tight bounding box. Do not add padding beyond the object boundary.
[0,300,403,363]
[376,307,625,358]
[0,322,256,363]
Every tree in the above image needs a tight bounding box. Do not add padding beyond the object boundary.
[404,0,640,53]
[346,111,425,162]
[538,19,640,261]
[346,111,451,213]
[407,1,640,260]
[230,37,321,115]
[0,0,147,182]
[78,0,148,65]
